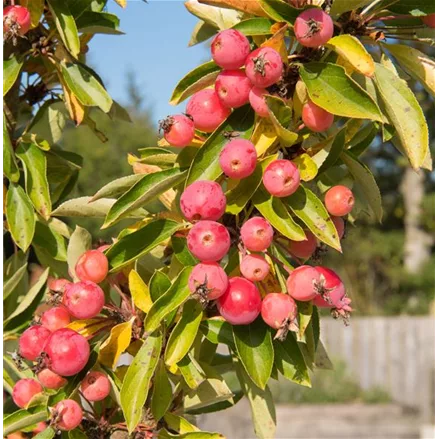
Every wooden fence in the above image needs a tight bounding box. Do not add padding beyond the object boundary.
[320,316,435,421]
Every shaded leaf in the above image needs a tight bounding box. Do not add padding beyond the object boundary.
[171,236,198,266]
[151,359,173,421]
[33,221,67,262]
[149,271,172,302]
[265,96,299,145]
[313,127,346,174]
[200,318,234,346]
[67,225,91,281]
[259,0,301,26]
[4,55,23,96]
[76,11,123,35]
[3,261,28,301]
[91,174,143,202]
[178,353,207,389]
[164,412,200,433]
[189,20,217,46]
[3,113,19,182]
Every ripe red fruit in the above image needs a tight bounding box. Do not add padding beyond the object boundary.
[331,215,345,240]
[294,8,334,47]
[261,293,298,339]
[240,217,274,252]
[33,422,47,434]
[215,70,252,108]
[53,400,83,431]
[75,249,109,284]
[19,325,51,361]
[422,14,435,28]
[44,328,90,376]
[217,277,261,325]
[187,221,231,262]
[80,371,111,402]
[324,185,355,217]
[302,100,334,132]
[3,6,31,36]
[186,89,231,133]
[240,254,270,282]
[41,306,71,332]
[12,379,43,408]
[189,262,229,300]
[245,47,283,88]
[160,114,195,147]
[64,281,105,319]
[263,159,300,197]
[219,139,257,179]
[289,231,318,260]
[211,29,250,69]
[286,265,320,301]
[37,368,67,390]
[97,244,110,252]
[180,180,226,221]
[249,87,270,118]
[48,278,71,294]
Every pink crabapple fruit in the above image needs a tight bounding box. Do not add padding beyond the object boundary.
[217,277,262,325]
[12,379,43,408]
[75,249,109,284]
[286,265,321,301]
[37,368,67,390]
[63,281,105,319]
[324,185,355,217]
[294,8,334,48]
[189,262,229,301]
[48,278,71,294]
[19,325,51,361]
[52,400,83,431]
[240,217,274,252]
[160,114,195,147]
[249,86,270,118]
[3,6,31,36]
[289,230,318,260]
[41,306,71,332]
[302,100,334,132]
[33,422,47,434]
[187,221,231,262]
[211,29,250,69]
[240,254,270,282]
[219,139,257,179]
[44,328,90,377]
[215,70,252,108]
[97,244,110,252]
[186,89,231,133]
[245,47,283,88]
[180,180,226,221]
[263,159,300,197]
[261,293,298,340]
[80,371,111,402]
[331,215,345,240]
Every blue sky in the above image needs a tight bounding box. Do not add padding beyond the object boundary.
[90,1,209,121]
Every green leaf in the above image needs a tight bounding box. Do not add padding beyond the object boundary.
[21,0,44,27]
[233,317,274,389]
[144,267,192,332]
[33,221,67,262]
[120,329,162,434]
[340,151,383,222]
[91,175,143,202]
[47,0,80,57]
[6,184,36,252]
[76,11,123,35]
[232,18,274,35]
[60,62,112,112]
[158,430,224,439]
[189,20,217,46]
[170,61,221,105]
[3,113,19,183]
[265,96,299,145]
[200,318,234,346]
[178,353,207,389]
[236,362,276,439]
[68,429,88,439]
[4,55,23,96]
[296,300,313,340]
[299,63,382,121]
[326,35,374,76]
[66,225,91,281]
[4,268,49,325]
[373,62,429,169]
[149,271,172,302]
[16,143,51,220]
[165,300,203,366]
[331,0,370,15]
[106,219,184,271]
[164,412,200,433]
[285,185,341,252]
[252,187,305,241]
[314,340,333,370]
[259,0,301,26]
[314,127,346,175]
[34,427,56,439]
[171,235,198,266]
[103,168,187,228]
[3,261,28,301]
[151,359,173,421]
[3,408,48,436]
[186,105,255,185]
[274,332,311,387]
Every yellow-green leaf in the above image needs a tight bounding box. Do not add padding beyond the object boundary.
[128,270,153,313]
[67,318,111,338]
[292,154,318,181]
[4,55,23,96]
[98,318,134,369]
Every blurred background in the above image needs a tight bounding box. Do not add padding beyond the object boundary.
[58,1,435,438]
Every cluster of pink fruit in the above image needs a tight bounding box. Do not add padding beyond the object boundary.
[11,250,112,432]
[180,179,354,334]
